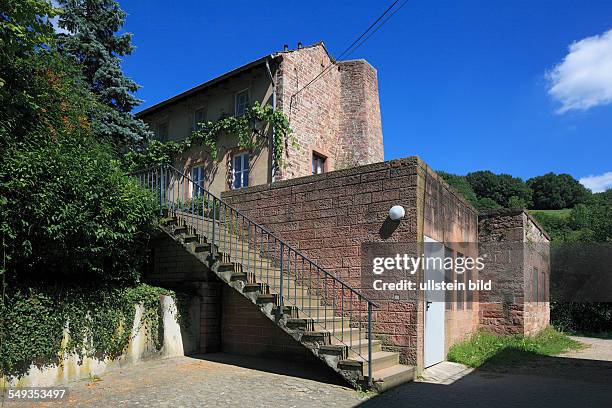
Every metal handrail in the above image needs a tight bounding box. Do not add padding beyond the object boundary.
[132,164,377,385]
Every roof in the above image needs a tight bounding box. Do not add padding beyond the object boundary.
[135,55,272,118]
[135,41,332,118]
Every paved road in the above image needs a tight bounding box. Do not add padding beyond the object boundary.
[7,337,612,408]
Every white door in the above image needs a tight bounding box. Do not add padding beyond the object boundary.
[424,236,445,367]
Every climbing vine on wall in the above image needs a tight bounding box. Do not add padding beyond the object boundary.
[0,283,177,379]
[122,103,292,172]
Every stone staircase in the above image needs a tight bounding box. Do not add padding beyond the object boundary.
[161,213,415,392]
[132,164,414,391]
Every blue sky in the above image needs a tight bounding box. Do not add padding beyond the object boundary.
[119,0,612,190]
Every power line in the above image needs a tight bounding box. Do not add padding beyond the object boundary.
[289,0,408,105]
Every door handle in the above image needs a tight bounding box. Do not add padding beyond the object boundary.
[426,301,432,311]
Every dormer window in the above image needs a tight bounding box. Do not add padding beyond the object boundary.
[235,89,249,117]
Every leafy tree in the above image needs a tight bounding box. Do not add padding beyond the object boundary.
[0,0,55,60]
[476,197,502,211]
[1,47,158,283]
[465,170,532,208]
[527,173,589,210]
[55,0,151,149]
[437,171,478,207]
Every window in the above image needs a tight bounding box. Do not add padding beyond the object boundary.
[157,122,168,141]
[190,165,205,197]
[312,153,326,174]
[235,89,249,116]
[193,108,206,130]
[232,152,249,189]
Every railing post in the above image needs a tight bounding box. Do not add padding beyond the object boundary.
[211,198,216,259]
[159,165,165,216]
[368,301,373,388]
[278,241,284,318]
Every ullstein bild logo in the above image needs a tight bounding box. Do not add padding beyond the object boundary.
[370,254,492,292]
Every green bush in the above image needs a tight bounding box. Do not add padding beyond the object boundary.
[551,302,612,333]
[0,52,158,283]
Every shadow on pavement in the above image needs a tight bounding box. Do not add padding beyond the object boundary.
[359,352,612,408]
[191,352,349,387]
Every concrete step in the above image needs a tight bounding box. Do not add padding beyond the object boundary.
[296,306,336,319]
[340,351,399,375]
[370,365,416,392]
[323,327,367,342]
[312,317,351,330]
[319,339,382,358]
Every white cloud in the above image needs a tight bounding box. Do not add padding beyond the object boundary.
[579,172,612,193]
[547,29,612,113]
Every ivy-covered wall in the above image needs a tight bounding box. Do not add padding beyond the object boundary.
[0,285,193,387]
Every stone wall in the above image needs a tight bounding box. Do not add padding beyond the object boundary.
[148,234,223,353]
[419,164,480,353]
[221,287,317,362]
[478,208,550,335]
[222,157,480,367]
[275,44,384,179]
[337,60,384,168]
[2,296,186,388]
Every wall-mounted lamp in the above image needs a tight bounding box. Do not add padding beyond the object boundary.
[389,205,405,221]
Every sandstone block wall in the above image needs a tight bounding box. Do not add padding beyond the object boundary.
[478,208,550,335]
[275,44,384,180]
[222,157,480,367]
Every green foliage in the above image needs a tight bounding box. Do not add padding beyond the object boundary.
[527,173,589,210]
[476,197,502,211]
[0,283,174,379]
[447,327,583,368]
[529,199,611,243]
[56,0,152,148]
[551,302,612,333]
[122,102,293,173]
[0,50,158,283]
[0,0,56,64]
[466,170,532,208]
[437,171,479,207]
[438,170,530,210]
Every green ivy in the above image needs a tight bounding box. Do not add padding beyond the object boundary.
[0,283,176,379]
[122,103,293,172]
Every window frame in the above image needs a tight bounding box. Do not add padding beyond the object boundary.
[312,152,326,175]
[232,151,250,190]
[193,107,206,130]
[234,89,249,117]
[190,165,206,198]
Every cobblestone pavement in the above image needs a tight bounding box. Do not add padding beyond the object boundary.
[6,339,612,408]
[21,354,366,408]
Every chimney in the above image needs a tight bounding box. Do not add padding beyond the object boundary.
[297,42,303,49]
[283,44,289,52]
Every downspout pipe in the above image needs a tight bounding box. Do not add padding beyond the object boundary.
[265,58,276,183]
